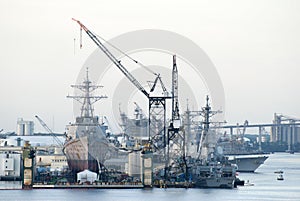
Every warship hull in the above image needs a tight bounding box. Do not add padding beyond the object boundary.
[191,161,237,189]
[194,177,235,188]
[63,119,111,174]
[218,140,269,172]
[227,155,268,172]
[64,138,101,173]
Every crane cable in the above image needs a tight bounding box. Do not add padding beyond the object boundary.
[93,32,157,76]
[80,27,83,49]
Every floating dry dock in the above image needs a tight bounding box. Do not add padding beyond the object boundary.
[33,183,144,189]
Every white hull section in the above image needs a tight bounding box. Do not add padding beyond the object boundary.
[227,155,269,172]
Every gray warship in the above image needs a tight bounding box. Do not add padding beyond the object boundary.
[189,96,237,188]
[63,69,111,174]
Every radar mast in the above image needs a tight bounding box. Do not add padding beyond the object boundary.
[67,68,108,118]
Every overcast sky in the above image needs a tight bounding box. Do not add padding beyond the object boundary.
[1,0,299,133]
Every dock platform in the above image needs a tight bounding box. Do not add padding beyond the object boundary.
[33,184,144,189]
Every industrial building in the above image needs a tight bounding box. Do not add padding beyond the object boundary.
[0,152,22,180]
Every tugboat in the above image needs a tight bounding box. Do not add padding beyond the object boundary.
[275,169,284,181]
[277,174,284,180]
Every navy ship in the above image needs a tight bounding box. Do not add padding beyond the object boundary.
[218,130,269,172]
[63,68,110,174]
[190,96,237,188]
[226,154,268,172]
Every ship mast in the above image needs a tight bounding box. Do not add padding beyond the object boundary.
[198,96,221,160]
[67,68,108,118]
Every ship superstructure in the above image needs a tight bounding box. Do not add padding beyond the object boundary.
[63,68,110,174]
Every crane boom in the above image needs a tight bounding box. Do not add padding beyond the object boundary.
[35,115,64,147]
[72,18,149,98]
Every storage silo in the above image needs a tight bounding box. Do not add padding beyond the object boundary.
[24,121,34,136]
[17,118,24,136]
[17,118,34,136]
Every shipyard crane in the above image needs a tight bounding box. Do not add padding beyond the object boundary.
[165,55,187,181]
[171,55,180,126]
[103,116,111,128]
[72,18,171,148]
[149,74,168,96]
[35,115,64,147]
[236,120,248,143]
[242,120,248,142]
[72,18,149,98]
[167,55,182,146]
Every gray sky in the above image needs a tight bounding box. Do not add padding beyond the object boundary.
[1,0,300,133]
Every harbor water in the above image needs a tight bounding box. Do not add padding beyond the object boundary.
[0,153,299,201]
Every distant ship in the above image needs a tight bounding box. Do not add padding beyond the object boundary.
[218,137,269,172]
[63,68,110,174]
[226,154,268,172]
[119,102,148,139]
